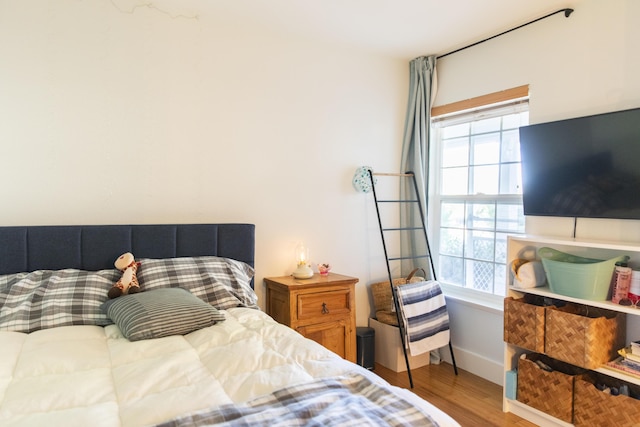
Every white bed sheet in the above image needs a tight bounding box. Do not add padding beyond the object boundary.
[0,307,459,427]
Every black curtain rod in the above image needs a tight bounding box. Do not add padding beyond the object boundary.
[437,8,574,59]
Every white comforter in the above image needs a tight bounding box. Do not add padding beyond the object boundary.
[0,308,457,427]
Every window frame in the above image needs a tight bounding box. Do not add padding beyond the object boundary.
[428,86,529,310]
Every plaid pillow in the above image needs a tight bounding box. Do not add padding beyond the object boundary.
[0,268,120,333]
[136,256,257,310]
[102,288,226,341]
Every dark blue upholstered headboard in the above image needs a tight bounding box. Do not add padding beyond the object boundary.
[0,224,255,286]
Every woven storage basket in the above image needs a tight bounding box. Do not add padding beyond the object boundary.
[503,296,546,353]
[517,353,586,423]
[371,268,425,326]
[545,303,626,369]
[574,373,640,426]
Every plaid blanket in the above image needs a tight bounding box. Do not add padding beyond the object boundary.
[156,373,440,427]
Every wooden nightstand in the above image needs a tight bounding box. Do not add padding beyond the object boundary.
[265,273,358,363]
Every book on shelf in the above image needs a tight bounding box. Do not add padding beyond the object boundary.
[605,356,640,379]
[618,347,640,364]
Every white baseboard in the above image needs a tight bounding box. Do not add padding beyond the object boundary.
[438,344,504,386]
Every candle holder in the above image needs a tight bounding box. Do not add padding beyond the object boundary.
[292,244,313,279]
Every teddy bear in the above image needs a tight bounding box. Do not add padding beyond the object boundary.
[108,252,142,299]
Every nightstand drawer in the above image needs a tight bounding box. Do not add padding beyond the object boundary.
[297,289,351,320]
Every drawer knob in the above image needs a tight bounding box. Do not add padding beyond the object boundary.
[322,302,330,314]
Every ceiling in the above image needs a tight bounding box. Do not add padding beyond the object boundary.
[199,0,583,60]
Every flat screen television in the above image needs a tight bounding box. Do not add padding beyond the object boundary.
[519,107,640,219]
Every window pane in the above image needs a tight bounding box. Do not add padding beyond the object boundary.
[465,259,493,292]
[495,232,509,261]
[501,129,520,163]
[442,137,469,167]
[464,230,494,261]
[494,263,506,296]
[441,202,465,228]
[439,227,464,256]
[442,122,469,138]
[471,117,501,134]
[470,165,499,194]
[441,167,468,195]
[503,111,529,129]
[499,163,522,194]
[471,133,500,165]
[439,255,464,285]
[496,204,525,232]
[468,203,495,230]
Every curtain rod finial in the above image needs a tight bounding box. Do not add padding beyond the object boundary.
[564,8,574,18]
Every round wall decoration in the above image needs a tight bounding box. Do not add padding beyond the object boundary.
[352,166,376,193]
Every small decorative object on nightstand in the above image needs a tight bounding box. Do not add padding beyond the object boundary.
[317,263,331,276]
[265,273,358,362]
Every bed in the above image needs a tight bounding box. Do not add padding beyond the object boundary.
[0,223,459,427]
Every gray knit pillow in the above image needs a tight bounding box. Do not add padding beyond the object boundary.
[102,288,225,341]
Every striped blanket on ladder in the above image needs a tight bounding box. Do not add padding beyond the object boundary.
[395,280,450,356]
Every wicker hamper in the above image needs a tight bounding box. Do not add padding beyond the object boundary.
[503,296,546,353]
[371,268,426,326]
[517,353,586,423]
[574,373,640,427]
[545,303,626,369]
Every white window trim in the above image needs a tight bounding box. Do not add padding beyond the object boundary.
[431,98,529,128]
[440,282,504,313]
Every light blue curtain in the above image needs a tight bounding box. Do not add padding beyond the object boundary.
[399,55,437,278]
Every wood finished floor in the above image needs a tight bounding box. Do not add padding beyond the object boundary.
[373,362,537,427]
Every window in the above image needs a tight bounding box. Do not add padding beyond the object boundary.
[429,92,528,299]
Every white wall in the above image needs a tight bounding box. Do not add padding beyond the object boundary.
[434,0,640,384]
[0,0,407,325]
